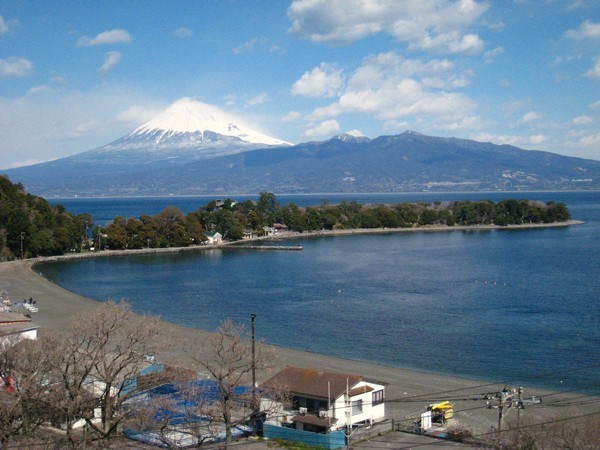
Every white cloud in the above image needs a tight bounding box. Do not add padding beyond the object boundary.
[589,99,600,109]
[99,51,122,74]
[117,104,162,125]
[579,131,600,147]
[292,63,344,97]
[519,111,543,124]
[174,27,193,38]
[571,115,593,125]
[287,0,489,54]
[304,119,340,138]
[282,111,301,122]
[0,57,33,77]
[565,20,600,39]
[438,115,484,131]
[232,37,266,54]
[0,86,151,170]
[0,15,8,33]
[27,85,52,95]
[245,92,267,107]
[77,29,132,47]
[345,129,365,137]
[529,134,546,144]
[484,46,504,63]
[584,56,600,78]
[307,52,476,129]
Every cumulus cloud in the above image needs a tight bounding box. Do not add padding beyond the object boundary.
[245,92,267,106]
[0,57,33,77]
[0,15,8,33]
[0,87,151,169]
[303,119,340,138]
[571,115,593,125]
[529,134,546,144]
[174,27,193,38]
[292,63,344,97]
[287,0,488,54]
[565,20,600,39]
[232,37,267,54]
[519,111,543,124]
[99,51,122,74]
[282,111,302,122]
[117,104,162,125]
[584,56,600,78]
[579,131,600,147]
[484,46,504,63]
[77,29,132,47]
[306,51,476,130]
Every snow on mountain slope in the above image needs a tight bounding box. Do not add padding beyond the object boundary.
[131,97,290,146]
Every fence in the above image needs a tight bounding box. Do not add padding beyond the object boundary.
[263,423,346,449]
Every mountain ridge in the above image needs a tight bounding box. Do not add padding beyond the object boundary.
[4,130,598,197]
[2,99,598,196]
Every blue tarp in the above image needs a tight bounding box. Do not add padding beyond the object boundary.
[127,379,254,427]
[263,423,346,449]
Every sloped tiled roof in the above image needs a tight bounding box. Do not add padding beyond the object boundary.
[261,366,365,399]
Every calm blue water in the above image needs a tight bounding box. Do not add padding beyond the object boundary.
[44,192,600,391]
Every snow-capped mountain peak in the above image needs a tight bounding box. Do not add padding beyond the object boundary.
[131,97,290,146]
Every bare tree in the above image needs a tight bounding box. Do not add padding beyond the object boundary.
[487,414,600,449]
[0,336,63,447]
[191,319,274,447]
[57,301,165,441]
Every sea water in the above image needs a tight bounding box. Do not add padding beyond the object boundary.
[43,192,600,391]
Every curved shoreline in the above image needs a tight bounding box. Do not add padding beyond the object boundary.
[23,219,584,264]
[0,219,590,434]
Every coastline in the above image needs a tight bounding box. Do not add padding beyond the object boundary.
[0,219,591,435]
[24,219,585,263]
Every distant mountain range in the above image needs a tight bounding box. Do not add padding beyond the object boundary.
[3,98,599,197]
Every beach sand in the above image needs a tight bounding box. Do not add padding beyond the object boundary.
[0,226,592,438]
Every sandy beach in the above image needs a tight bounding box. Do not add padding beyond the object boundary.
[0,221,592,437]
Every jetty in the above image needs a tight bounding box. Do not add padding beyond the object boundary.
[228,245,303,251]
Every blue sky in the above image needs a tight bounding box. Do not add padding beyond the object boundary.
[1,0,599,169]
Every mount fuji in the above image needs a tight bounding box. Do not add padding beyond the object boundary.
[2,98,292,196]
[3,97,600,197]
[73,97,291,164]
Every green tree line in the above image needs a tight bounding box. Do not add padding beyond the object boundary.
[100,192,571,250]
[0,176,92,260]
[1,175,571,256]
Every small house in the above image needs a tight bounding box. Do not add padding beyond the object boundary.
[0,312,38,346]
[203,231,223,245]
[260,366,386,434]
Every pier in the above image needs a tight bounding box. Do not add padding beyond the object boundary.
[228,245,303,251]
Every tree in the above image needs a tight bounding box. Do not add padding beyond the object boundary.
[57,302,165,440]
[257,192,279,225]
[192,320,273,447]
[0,336,63,447]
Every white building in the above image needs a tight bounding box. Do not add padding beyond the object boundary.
[260,366,386,433]
[203,231,223,245]
[0,311,38,346]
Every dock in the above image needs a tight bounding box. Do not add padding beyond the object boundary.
[228,245,303,251]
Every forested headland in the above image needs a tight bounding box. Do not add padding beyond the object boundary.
[0,176,92,260]
[1,175,571,258]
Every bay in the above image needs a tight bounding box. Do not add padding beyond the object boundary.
[43,192,600,391]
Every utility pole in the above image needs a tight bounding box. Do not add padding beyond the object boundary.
[498,390,507,431]
[485,386,540,433]
[20,232,25,260]
[251,313,258,419]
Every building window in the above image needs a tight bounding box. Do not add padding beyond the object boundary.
[352,399,363,415]
[372,390,384,405]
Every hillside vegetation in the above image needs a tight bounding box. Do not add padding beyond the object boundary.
[0,176,91,260]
